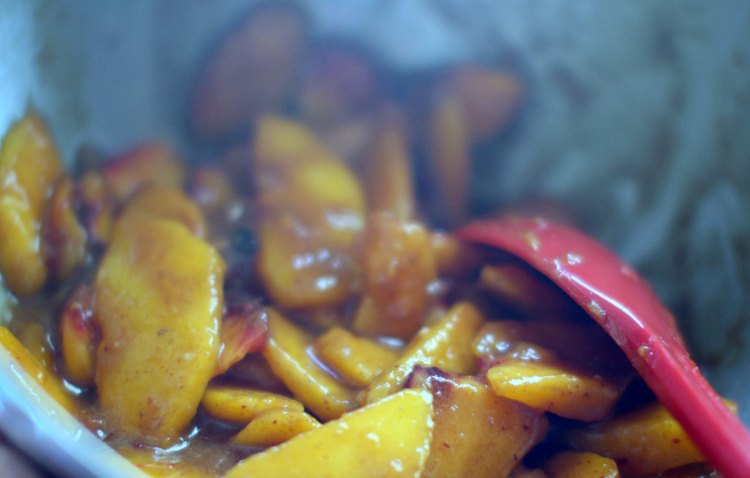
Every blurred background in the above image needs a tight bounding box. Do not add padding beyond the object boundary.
[1,0,750,473]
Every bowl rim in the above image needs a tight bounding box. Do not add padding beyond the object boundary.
[0,346,148,478]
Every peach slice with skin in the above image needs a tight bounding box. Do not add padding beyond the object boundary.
[410,369,548,478]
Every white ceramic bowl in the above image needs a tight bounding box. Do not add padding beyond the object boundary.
[2,1,749,476]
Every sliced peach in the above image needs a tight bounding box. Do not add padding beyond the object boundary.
[75,171,114,244]
[43,176,88,281]
[413,371,548,478]
[478,263,578,319]
[224,389,434,478]
[430,231,483,279]
[125,185,206,238]
[425,94,470,226]
[189,166,236,214]
[231,409,320,447]
[566,402,709,476]
[445,66,523,141]
[486,358,622,422]
[363,106,415,219]
[314,327,398,388]
[201,386,303,423]
[543,451,619,478]
[254,119,364,308]
[472,320,632,379]
[363,302,484,404]
[60,284,97,387]
[101,142,184,203]
[253,116,325,166]
[94,212,224,445]
[353,213,437,340]
[262,309,356,421]
[190,4,309,140]
[0,112,62,295]
[299,44,379,128]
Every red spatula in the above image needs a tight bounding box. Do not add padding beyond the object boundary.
[457,215,750,478]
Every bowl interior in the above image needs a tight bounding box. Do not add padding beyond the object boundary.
[1,0,749,475]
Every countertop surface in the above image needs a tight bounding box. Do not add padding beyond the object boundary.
[0,432,53,478]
